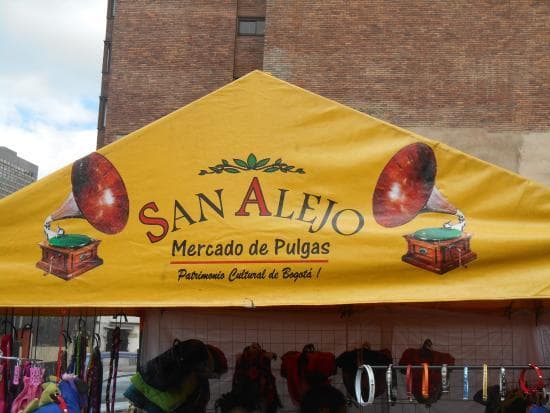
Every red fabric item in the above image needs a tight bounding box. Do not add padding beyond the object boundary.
[0,335,12,413]
[281,351,336,405]
[399,347,455,405]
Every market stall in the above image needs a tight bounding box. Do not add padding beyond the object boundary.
[0,71,549,412]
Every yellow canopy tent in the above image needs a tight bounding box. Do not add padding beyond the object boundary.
[0,71,549,311]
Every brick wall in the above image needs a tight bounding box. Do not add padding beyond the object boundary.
[237,0,265,17]
[263,0,550,131]
[97,0,549,149]
[235,0,266,78]
[98,0,238,146]
[234,36,265,78]
[98,0,267,147]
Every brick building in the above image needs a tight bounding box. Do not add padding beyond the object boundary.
[97,0,550,185]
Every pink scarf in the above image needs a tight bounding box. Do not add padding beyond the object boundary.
[10,367,43,413]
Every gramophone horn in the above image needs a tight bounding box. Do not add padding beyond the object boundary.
[48,152,129,234]
[372,143,457,228]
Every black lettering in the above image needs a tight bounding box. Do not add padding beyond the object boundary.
[196,189,224,222]
[173,200,196,231]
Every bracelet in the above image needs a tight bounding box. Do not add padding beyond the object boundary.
[499,367,507,402]
[441,363,449,393]
[355,364,375,406]
[406,364,413,402]
[482,363,488,401]
[519,363,544,395]
[463,366,469,400]
[386,364,396,405]
[422,363,429,399]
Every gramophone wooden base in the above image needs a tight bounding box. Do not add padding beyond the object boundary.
[36,240,103,280]
[402,233,476,274]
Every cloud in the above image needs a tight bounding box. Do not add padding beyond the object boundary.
[0,1,105,179]
[0,1,105,96]
[0,123,96,178]
[0,74,96,128]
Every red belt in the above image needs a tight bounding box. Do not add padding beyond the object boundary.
[519,363,544,395]
[421,363,429,399]
[406,364,413,402]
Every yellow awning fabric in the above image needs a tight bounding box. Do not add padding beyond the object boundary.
[0,71,549,309]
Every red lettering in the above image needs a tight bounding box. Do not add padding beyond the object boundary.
[139,202,169,243]
[234,177,272,216]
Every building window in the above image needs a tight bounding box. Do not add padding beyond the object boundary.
[102,41,112,73]
[108,0,117,18]
[238,18,265,36]
[98,97,108,129]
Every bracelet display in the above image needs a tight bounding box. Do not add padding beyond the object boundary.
[519,363,544,395]
[386,364,396,405]
[482,363,488,401]
[406,364,413,402]
[421,363,429,399]
[463,366,469,400]
[355,364,375,406]
[499,367,507,402]
[441,363,449,393]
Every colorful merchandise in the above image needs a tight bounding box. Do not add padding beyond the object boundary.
[0,335,13,413]
[281,345,336,405]
[217,343,281,413]
[336,346,392,399]
[125,340,227,413]
[10,367,44,413]
[86,346,102,413]
[398,339,455,405]
[29,375,88,413]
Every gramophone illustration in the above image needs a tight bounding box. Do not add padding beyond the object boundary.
[36,152,129,280]
[372,142,476,274]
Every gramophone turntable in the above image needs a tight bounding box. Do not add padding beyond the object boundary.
[36,152,129,280]
[373,143,476,274]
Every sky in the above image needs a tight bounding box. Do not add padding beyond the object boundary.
[0,1,106,178]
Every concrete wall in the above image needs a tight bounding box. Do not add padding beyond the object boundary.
[409,128,550,186]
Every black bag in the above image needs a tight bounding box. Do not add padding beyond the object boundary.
[141,339,209,391]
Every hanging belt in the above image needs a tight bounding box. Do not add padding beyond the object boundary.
[355,365,375,406]
[463,366,469,400]
[482,363,488,401]
[421,363,429,399]
[56,318,65,382]
[519,363,544,396]
[406,364,413,402]
[386,364,396,405]
[441,363,449,393]
[499,367,507,401]
[105,327,121,413]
